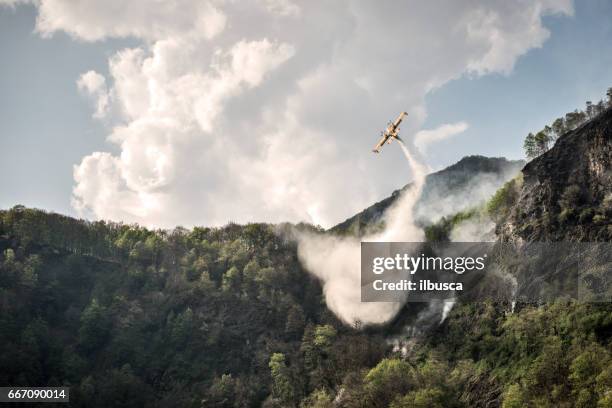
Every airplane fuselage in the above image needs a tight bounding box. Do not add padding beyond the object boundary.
[372,111,408,153]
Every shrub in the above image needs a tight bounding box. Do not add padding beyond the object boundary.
[364,359,417,406]
[559,185,583,209]
[300,389,333,408]
[559,208,575,223]
[593,214,607,224]
[502,383,525,408]
[390,387,446,408]
[487,174,523,220]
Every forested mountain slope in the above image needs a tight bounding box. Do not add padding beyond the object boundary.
[0,209,387,407]
[0,109,611,406]
[332,156,523,236]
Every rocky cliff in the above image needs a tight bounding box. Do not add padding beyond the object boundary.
[499,108,612,242]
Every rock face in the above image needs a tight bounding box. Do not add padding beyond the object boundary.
[332,155,524,235]
[499,108,612,242]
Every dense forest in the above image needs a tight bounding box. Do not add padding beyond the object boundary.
[1,203,610,407]
[0,207,389,407]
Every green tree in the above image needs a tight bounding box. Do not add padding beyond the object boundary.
[18,254,40,288]
[501,383,525,408]
[242,259,260,298]
[565,110,587,130]
[222,266,241,293]
[523,132,537,159]
[78,299,111,354]
[269,353,296,405]
[551,117,566,138]
[534,130,551,156]
[524,336,568,403]
[206,374,236,407]
[586,100,594,119]
[364,359,417,407]
[596,365,612,407]
[285,305,306,339]
[96,364,153,407]
[313,325,336,348]
[300,389,333,408]
[569,344,609,408]
[170,307,194,345]
[390,388,446,408]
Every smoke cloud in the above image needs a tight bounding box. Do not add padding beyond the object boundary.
[297,142,522,326]
[297,140,429,326]
[415,167,522,225]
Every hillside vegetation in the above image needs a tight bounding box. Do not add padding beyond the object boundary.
[1,104,611,407]
[2,203,610,407]
[0,206,388,407]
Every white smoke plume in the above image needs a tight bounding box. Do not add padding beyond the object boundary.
[440,299,456,323]
[297,140,429,326]
[370,142,428,243]
[387,297,454,354]
[415,169,521,226]
[297,140,521,326]
[450,217,496,242]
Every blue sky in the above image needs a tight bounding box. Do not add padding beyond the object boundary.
[422,0,612,169]
[0,1,611,226]
[0,5,132,215]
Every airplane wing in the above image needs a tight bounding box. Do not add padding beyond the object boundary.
[372,133,390,153]
[393,111,408,128]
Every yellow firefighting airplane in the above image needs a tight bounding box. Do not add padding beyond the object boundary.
[372,111,408,153]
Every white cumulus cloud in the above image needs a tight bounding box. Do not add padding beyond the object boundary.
[77,70,110,118]
[34,0,227,41]
[414,122,469,155]
[9,0,574,228]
